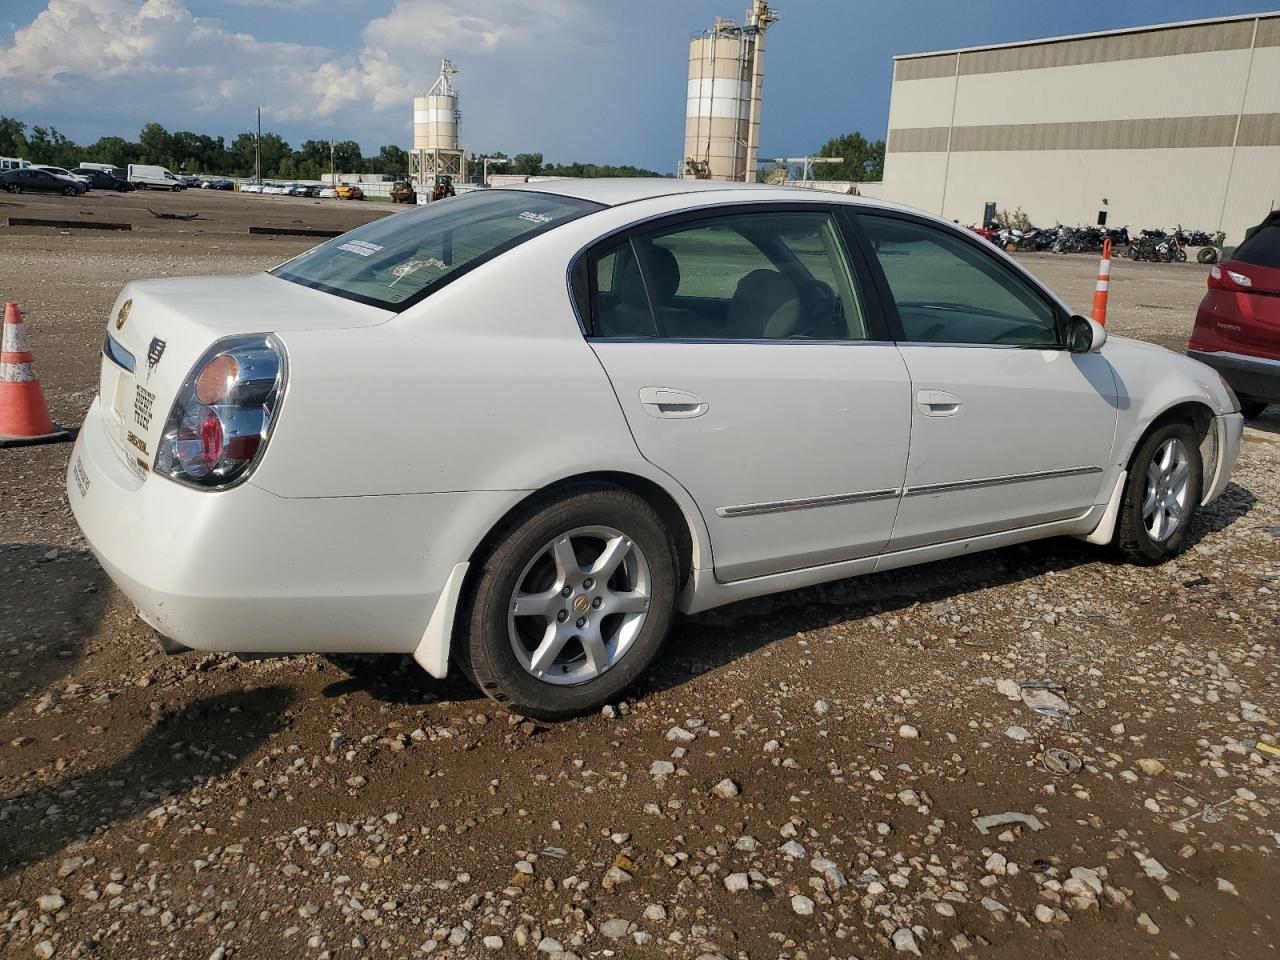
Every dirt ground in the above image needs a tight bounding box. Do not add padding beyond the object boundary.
[1,190,1277,960]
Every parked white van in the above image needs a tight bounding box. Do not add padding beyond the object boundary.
[80,162,122,176]
[0,156,31,171]
[127,164,184,191]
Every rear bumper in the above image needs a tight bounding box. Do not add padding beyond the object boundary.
[67,397,515,655]
[1189,348,1280,403]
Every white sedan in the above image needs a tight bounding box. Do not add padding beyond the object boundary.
[68,180,1244,718]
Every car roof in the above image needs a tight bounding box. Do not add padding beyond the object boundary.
[501,177,904,213]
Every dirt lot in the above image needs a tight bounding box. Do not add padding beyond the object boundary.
[1,191,1277,960]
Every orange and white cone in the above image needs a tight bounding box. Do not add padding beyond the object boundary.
[0,301,71,447]
[1091,238,1112,324]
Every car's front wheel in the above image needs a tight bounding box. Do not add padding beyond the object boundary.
[456,485,677,719]
[6,183,20,194]
[1115,422,1202,564]
[62,185,78,196]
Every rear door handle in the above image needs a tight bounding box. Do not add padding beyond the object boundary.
[638,386,708,419]
[916,389,964,417]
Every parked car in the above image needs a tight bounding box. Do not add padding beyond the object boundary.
[34,164,91,186]
[286,183,318,197]
[239,182,262,193]
[67,181,1244,719]
[71,168,134,192]
[318,187,337,199]
[178,175,203,188]
[128,164,184,190]
[201,178,234,191]
[1,167,86,195]
[335,183,364,200]
[1188,216,1280,418]
[389,180,417,204]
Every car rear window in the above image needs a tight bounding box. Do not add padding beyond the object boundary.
[272,190,602,310]
[1233,224,1280,269]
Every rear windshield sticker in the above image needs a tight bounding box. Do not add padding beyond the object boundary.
[518,211,553,225]
[338,240,384,257]
[388,257,447,286]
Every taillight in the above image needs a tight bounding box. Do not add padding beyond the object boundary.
[154,334,286,489]
[1208,264,1253,291]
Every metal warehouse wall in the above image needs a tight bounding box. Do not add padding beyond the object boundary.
[881,14,1280,242]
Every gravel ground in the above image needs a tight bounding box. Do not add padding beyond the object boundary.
[1,192,1277,960]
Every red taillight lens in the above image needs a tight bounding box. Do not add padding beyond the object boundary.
[1208,264,1254,291]
[1207,265,1224,290]
[154,335,286,489]
[199,408,223,467]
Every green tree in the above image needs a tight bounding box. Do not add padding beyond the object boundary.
[0,117,29,157]
[814,132,884,182]
[138,122,173,165]
[330,139,362,174]
[372,144,408,175]
[82,136,137,170]
[28,126,78,167]
[299,139,331,173]
[512,152,543,176]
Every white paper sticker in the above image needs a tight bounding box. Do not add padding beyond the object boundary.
[518,211,553,225]
[338,240,384,257]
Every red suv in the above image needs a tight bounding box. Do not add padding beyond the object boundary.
[1189,214,1280,419]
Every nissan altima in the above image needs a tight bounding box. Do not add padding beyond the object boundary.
[68,180,1244,718]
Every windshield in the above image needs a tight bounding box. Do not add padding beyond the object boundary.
[272,190,602,310]
[1233,224,1280,269]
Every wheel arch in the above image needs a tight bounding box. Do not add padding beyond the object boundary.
[1121,399,1219,501]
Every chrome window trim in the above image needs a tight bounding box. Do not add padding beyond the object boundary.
[588,337,899,347]
[904,465,1103,497]
[102,334,136,374]
[717,487,901,518]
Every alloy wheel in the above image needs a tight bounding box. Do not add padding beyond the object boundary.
[507,525,652,686]
[1142,437,1190,542]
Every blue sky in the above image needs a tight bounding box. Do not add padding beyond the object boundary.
[2,1,1276,171]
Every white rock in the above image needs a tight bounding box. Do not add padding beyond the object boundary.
[483,936,504,950]
[996,678,1022,700]
[1136,912,1160,935]
[814,700,830,716]
[34,943,55,960]
[666,726,695,743]
[37,894,65,913]
[1005,725,1032,742]
[1217,877,1239,896]
[1034,903,1056,923]
[984,852,1007,876]
[537,938,564,954]
[1136,855,1168,882]
[711,778,739,799]
[649,760,675,776]
[600,918,630,939]
[790,894,814,916]
[1069,867,1103,895]
[643,904,667,921]
[898,724,919,739]
[780,839,806,859]
[891,927,921,956]
[724,872,750,893]
[1136,758,1165,776]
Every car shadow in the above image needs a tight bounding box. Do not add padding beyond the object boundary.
[0,686,294,882]
[0,544,108,721]
[633,479,1257,701]
[1243,411,1280,437]
[321,654,482,706]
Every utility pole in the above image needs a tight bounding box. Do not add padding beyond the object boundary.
[254,107,262,184]
[482,156,506,186]
[329,139,335,188]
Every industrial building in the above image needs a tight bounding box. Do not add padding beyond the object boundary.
[409,59,467,187]
[681,1,777,181]
[881,12,1280,243]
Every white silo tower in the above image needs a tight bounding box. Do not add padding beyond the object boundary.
[409,59,467,187]
[682,1,777,182]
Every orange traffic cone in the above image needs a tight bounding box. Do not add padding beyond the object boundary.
[1091,238,1112,324]
[0,301,72,447]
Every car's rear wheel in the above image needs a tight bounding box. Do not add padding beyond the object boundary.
[1115,422,1202,564]
[456,485,677,719]
[1238,396,1270,419]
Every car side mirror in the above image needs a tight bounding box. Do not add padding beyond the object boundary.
[1067,315,1107,354]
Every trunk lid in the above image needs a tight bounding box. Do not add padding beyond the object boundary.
[1212,259,1280,356]
[97,273,390,479]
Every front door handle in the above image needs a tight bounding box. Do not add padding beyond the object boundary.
[639,386,708,419]
[916,389,964,417]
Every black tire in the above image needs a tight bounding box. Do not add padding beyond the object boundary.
[135,182,147,190]
[172,184,182,192]
[1238,397,1269,419]
[6,183,20,194]
[1196,247,1218,264]
[63,186,77,197]
[1173,248,1187,263]
[1126,244,1139,260]
[117,184,130,192]
[455,484,678,719]
[1115,421,1203,565]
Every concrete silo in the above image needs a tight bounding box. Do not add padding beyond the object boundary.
[409,59,467,187]
[682,1,778,181]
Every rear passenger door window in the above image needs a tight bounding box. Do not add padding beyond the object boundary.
[859,214,1061,347]
[591,210,870,341]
